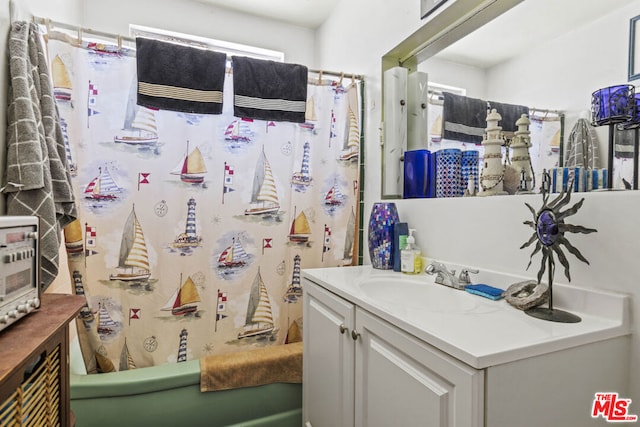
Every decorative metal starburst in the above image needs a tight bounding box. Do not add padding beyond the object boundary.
[521,181,597,283]
[519,176,597,322]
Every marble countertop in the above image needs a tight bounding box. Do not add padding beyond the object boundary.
[302,265,630,369]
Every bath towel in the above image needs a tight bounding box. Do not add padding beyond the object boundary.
[232,56,308,123]
[442,92,487,144]
[487,100,529,136]
[200,342,303,392]
[614,126,635,159]
[136,37,227,114]
[565,118,601,168]
[3,21,77,289]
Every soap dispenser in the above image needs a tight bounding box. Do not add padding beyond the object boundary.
[401,229,422,274]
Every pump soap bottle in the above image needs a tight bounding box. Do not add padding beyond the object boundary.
[400,229,422,274]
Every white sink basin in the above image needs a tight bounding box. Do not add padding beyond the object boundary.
[356,275,480,313]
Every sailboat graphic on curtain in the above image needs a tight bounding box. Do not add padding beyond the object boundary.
[238,269,275,339]
[161,274,201,316]
[171,141,207,184]
[48,31,362,369]
[114,79,159,146]
[84,166,122,200]
[245,147,280,215]
[110,206,151,282]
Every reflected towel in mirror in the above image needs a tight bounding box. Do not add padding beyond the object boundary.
[442,92,486,144]
[487,100,529,136]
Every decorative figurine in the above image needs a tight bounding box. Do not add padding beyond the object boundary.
[511,114,534,194]
[520,179,597,322]
[479,108,507,196]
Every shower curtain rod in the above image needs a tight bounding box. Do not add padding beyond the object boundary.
[33,16,364,82]
[33,16,135,44]
[529,107,563,116]
[428,87,562,117]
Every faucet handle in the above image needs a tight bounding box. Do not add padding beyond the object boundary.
[458,268,479,285]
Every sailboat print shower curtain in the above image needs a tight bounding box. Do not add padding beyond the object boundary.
[46,31,361,371]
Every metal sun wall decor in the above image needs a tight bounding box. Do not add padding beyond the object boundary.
[520,175,597,323]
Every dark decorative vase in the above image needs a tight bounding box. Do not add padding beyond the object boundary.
[368,202,400,269]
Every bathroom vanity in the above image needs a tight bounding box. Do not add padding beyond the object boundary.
[302,266,630,427]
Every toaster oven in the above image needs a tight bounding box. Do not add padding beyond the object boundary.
[0,216,40,332]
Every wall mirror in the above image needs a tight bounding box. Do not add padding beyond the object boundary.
[381,0,636,198]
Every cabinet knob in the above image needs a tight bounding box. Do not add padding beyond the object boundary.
[351,330,361,341]
[339,324,348,334]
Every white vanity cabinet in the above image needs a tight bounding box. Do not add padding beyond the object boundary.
[302,266,630,427]
[303,279,355,427]
[303,280,484,427]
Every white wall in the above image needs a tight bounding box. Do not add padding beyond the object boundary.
[80,0,316,67]
[486,2,640,163]
[316,0,423,215]
[419,57,486,98]
[319,0,640,401]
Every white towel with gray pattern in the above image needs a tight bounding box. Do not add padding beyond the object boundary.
[3,21,77,289]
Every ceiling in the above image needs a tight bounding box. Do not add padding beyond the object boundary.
[190,0,631,65]
[191,0,339,29]
[434,0,632,69]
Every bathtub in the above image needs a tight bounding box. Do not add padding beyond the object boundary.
[69,340,302,427]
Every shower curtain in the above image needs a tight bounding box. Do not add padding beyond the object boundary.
[46,32,362,371]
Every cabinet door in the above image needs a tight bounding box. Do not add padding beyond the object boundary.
[354,308,484,427]
[303,280,356,427]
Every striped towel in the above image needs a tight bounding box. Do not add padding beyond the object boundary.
[136,37,227,114]
[232,56,308,123]
[442,92,487,144]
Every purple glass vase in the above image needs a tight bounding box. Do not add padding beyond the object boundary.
[367,202,400,269]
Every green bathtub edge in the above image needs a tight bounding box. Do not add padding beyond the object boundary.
[70,342,302,427]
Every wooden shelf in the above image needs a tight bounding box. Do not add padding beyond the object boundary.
[0,293,85,427]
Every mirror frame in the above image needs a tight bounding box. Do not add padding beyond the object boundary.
[380,0,524,198]
[629,14,640,81]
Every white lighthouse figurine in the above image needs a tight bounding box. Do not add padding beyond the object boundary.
[511,114,534,193]
[479,108,507,196]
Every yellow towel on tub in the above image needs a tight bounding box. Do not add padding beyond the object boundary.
[199,342,303,392]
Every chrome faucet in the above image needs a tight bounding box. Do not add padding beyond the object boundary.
[458,268,479,287]
[425,262,478,290]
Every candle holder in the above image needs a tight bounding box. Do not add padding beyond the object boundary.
[591,85,635,189]
[435,148,462,198]
[620,93,640,189]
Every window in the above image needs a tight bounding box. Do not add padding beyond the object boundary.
[129,25,284,62]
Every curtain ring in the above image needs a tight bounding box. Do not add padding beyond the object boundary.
[77,27,82,44]
[117,35,122,50]
[317,70,323,85]
[339,72,344,85]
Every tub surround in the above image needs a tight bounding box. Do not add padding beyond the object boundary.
[302,264,630,369]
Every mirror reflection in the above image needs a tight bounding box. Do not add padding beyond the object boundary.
[383,0,637,198]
